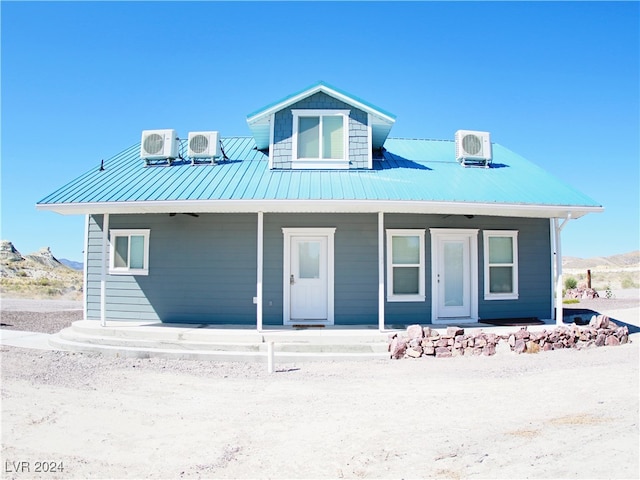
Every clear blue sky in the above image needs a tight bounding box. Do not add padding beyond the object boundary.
[2,1,638,262]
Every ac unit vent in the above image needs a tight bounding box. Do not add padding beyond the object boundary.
[455,130,492,167]
[188,131,221,161]
[141,129,179,163]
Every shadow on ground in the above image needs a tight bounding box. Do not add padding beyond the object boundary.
[563,308,640,334]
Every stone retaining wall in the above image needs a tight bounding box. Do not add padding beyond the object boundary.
[388,315,630,359]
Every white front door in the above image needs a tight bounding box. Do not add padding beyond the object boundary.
[283,228,335,325]
[430,229,479,323]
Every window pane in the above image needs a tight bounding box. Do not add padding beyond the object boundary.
[490,266,513,293]
[114,236,128,268]
[322,116,344,159]
[299,241,320,279]
[298,117,319,158]
[489,237,513,264]
[444,242,464,306]
[393,267,419,294]
[392,236,420,264]
[129,235,145,269]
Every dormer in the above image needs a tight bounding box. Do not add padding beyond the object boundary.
[246,82,396,170]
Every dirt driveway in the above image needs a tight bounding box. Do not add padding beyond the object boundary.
[1,298,639,479]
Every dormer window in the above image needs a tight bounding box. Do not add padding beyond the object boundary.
[292,109,350,169]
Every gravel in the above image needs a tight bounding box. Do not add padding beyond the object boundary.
[1,294,638,479]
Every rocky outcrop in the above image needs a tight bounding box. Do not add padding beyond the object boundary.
[25,247,64,269]
[389,316,630,359]
[0,240,24,262]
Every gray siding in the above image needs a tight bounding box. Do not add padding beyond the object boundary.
[271,92,370,169]
[87,213,257,324]
[383,214,552,324]
[86,212,551,326]
[262,214,378,326]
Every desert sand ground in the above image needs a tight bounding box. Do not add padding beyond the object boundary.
[1,296,639,479]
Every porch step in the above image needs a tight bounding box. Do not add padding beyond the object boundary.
[49,321,390,362]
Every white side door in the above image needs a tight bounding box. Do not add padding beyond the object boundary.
[430,229,479,323]
[283,228,335,325]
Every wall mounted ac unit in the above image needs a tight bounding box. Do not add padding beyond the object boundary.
[188,131,221,159]
[141,129,179,162]
[455,130,492,166]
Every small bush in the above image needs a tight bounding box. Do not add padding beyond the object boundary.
[564,277,578,290]
[563,298,580,304]
[621,276,639,289]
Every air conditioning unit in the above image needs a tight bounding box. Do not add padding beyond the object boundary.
[188,131,221,159]
[141,129,179,162]
[455,130,492,166]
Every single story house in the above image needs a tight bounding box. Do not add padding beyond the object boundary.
[37,82,602,330]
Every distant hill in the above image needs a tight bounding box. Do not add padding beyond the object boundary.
[0,240,83,299]
[563,251,639,291]
[563,251,640,270]
[60,259,84,271]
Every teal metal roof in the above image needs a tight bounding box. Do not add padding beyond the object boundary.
[37,136,602,218]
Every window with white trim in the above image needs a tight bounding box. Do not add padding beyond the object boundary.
[386,229,425,302]
[109,229,150,275]
[292,109,349,169]
[483,230,518,300]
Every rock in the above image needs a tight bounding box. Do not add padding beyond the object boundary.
[423,345,435,356]
[390,337,407,359]
[421,339,434,348]
[422,327,432,338]
[406,346,423,358]
[435,347,452,358]
[514,339,526,354]
[483,344,496,356]
[515,328,530,340]
[605,336,620,347]
[475,336,487,348]
[435,338,450,348]
[525,341,540,354]
[595,334,606,347]
[25,246,65,269]
[0,240,24,262]
[590,314,610,329]
[407,324,424,340]
[508,334,516,347]
[447,326,464,337]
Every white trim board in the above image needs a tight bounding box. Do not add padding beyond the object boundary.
[37,199,604,219]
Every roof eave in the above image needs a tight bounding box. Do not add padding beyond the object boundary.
[247,82,396,125]
[36,199,604,219]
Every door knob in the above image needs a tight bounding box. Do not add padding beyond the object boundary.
[290,274,295,285]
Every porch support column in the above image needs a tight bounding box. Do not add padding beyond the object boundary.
[378,212,385,331]
[100,213,109,327]
[256,211,264,332]
[553,215,571,326]
[83,215,89,321]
